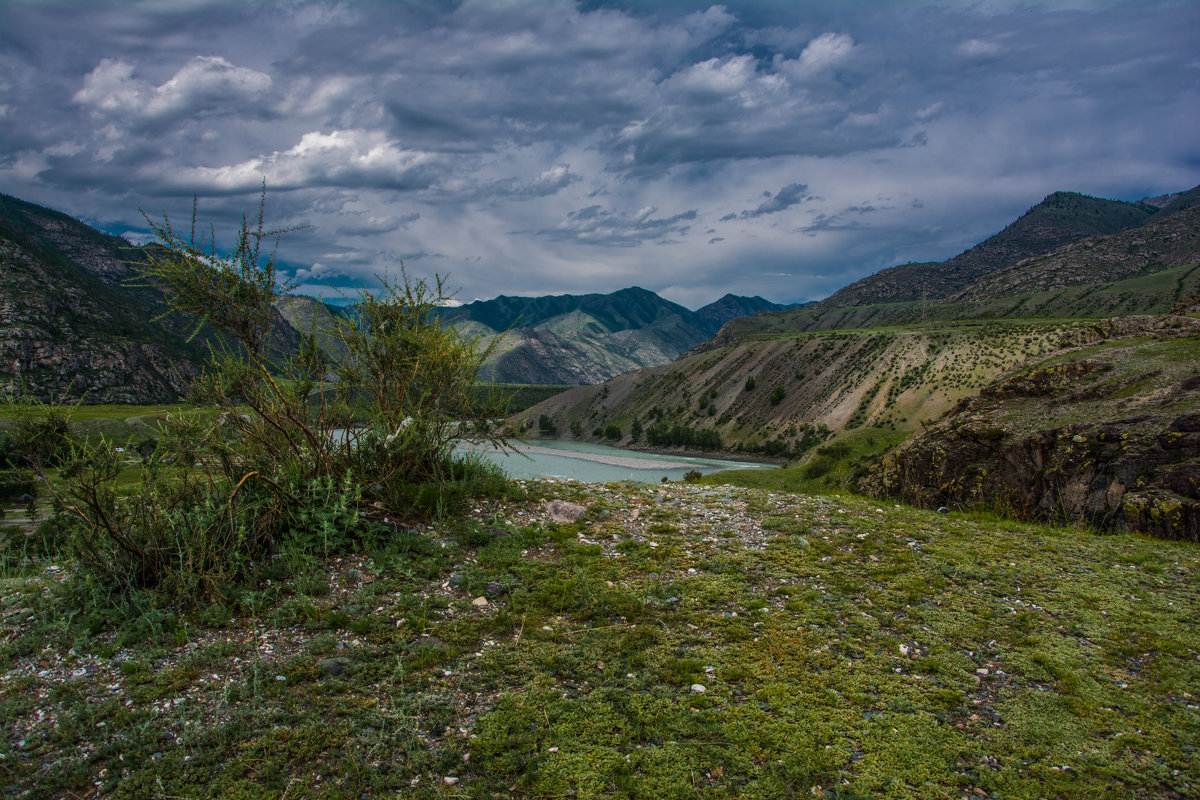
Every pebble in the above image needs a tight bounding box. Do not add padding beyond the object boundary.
[691,684,706,693]
[471,597,489,607]
[545,500,586,522]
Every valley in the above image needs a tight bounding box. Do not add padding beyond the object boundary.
[3,182,1200,799]
[510,185,1200,538]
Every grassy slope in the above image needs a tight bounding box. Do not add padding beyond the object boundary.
[515,319,1076,457]
[3,482,1197,798]
[698,426,910,495]
[0,403,201,444]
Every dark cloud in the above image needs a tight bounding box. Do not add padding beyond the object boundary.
[798,203,885,235]
[536,205,699,247]
[0,0,1195,306]
[336,212,420,237]
[738,183,812,219]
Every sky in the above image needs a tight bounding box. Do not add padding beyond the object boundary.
[1,0,1197,308]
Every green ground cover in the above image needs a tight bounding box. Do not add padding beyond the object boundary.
[3,480,1197,798]
[701,427,909,495]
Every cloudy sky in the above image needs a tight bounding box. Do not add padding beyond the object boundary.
[2,0,1197,307]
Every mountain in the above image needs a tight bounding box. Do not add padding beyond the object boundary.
[696,188,1200,348]
[0,194,205,402]
[693,293,806,331]
[948,201,1200,303]
[819,191,1157,308]
[438,286,797,385]
[0,191,802,398]
[0,193,307,403]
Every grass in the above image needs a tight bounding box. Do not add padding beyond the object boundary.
[0,403,205,455]
[700,426,910,495]
[983,333,1200,439]
[2,479,1198,798]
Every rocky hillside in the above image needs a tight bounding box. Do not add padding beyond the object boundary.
[0,194,205,402]
[511,319,1077,458]
[696,263,1200,357]
[0,193,308,403]
[819,191,1158,308]
[699,190,1200,349]
[862,316,1200,540]
[950,202,1200,302]
[440,287,798,385]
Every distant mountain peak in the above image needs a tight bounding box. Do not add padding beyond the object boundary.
[434,286,797,384]
[818,189,1159,308]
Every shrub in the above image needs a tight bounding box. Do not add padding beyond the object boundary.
[769,385,786,405]
[801,455,834,479]
[38,193,509,610]
[744,376,756,391]
[538,414,557,435]
[603,424,622,441]
[645,422,721,451]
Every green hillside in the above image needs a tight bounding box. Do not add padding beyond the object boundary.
[705,259,1200,345]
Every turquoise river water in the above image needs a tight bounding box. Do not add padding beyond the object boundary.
[463,439,775,484]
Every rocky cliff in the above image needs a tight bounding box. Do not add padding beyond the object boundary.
[0,193,306,403]
[862,316,1200,540]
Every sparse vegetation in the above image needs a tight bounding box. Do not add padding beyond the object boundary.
[4,481,1198,798]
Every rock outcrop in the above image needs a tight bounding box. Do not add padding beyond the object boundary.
[863,317,1200,540]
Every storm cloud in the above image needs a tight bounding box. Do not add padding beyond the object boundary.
[1,0,1196,307]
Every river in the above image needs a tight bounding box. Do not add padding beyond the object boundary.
[462,439,775,484]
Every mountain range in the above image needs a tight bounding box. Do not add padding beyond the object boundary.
[0,193,798,399]
[434,288,800,384]
[3,182,1198,537]
[523,184,1200,446]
